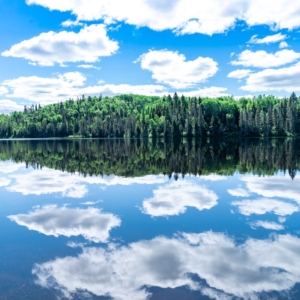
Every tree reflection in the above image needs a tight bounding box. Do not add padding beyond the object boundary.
[0,138,299,178]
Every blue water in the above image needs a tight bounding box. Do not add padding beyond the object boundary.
[0,139,300,299]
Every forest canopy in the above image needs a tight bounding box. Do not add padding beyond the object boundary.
[0,93,299,138]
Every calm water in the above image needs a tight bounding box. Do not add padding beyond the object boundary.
[0,138,300,300]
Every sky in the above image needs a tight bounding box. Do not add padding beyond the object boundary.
[1,0,300,114]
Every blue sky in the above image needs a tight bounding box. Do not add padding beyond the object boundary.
[1,0,300,113]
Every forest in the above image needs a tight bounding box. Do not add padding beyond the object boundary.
[0,93,299,138]
[0,138,298,178]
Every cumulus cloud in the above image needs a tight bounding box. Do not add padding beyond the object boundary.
[241,175,300,203]
[33,231,300,299]
[136,50,218,89]
[279,216,287,223]
[240,62,300,92]
[26,0,300,35]
[0,100,24,114]
[77,64,100,70]
[1,72,166,105]
[8,206,121,243]
[227,69,252,79]
[79,83,167,98]
[142,181,218,217]
[232,198,299,216]
[248,33,286,44]
[231,49,300,68]
[61,19,83,27]
[81,200,102,205]
[227,188,250,197]
[1,71,229,110]
[2,72,86,104]
[0,86,8,95]
[250,220,284,230]
[279,41,289,48]
[2,24,119,66]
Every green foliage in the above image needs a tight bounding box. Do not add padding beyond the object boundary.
[0,93,300,138]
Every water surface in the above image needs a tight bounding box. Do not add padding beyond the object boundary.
[0,138,300,299]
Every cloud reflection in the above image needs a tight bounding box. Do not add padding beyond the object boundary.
[232,198,299,216]
[0,177,10,187]
[8,206,121,243]
[142,181,218,217]
[250,220,284,231]
[0,161,23,174]
[199,174,227,181]
[6,168,167,198]
[33,231,300,299]
[227,188,250,197]
[242,176,300,203]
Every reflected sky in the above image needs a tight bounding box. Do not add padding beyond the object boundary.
[142,181,218,217]
[8,206,121,243]
[1,139,300,299]
[5,167,167,198]
[32,231,300,300]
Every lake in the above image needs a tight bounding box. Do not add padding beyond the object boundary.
[0,138,300,299]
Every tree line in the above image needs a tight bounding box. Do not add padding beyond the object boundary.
[0,93,300,138]
[0,138,298,179]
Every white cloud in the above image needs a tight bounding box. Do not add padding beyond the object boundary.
[1,72,229,110]
[0,177,11,187]
[2,72,168,106]
[142,181,218,217]
[2,24,119,66]
[61,19,83,27]
[33,231,300,299]
[3,72,86,104]
[8,169,89,198]
[81,200,102,205]
[201,287,232,300]
[227,69,252,79]
[79,174,167,186]
[279,217,287,223]
[26,0,300,35]
[232,198,299,216]
[231,49,300,68]
[250,220,284,230]
[8,206,121,243]
[248,33,286,44]
[175,87,229,98]
[199,174,227,181]
[233,95,253,100]
[241,176,300,203]
[0,161,24,174]
[77,64,100,70]
[279,41,289,48]
[227,188,250,197]
[0,100,24,114]
[136,50,218,89]
[6,168,167,197]
[240,62,300,92]
[79,83,167,98]
[0,86,8,95]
